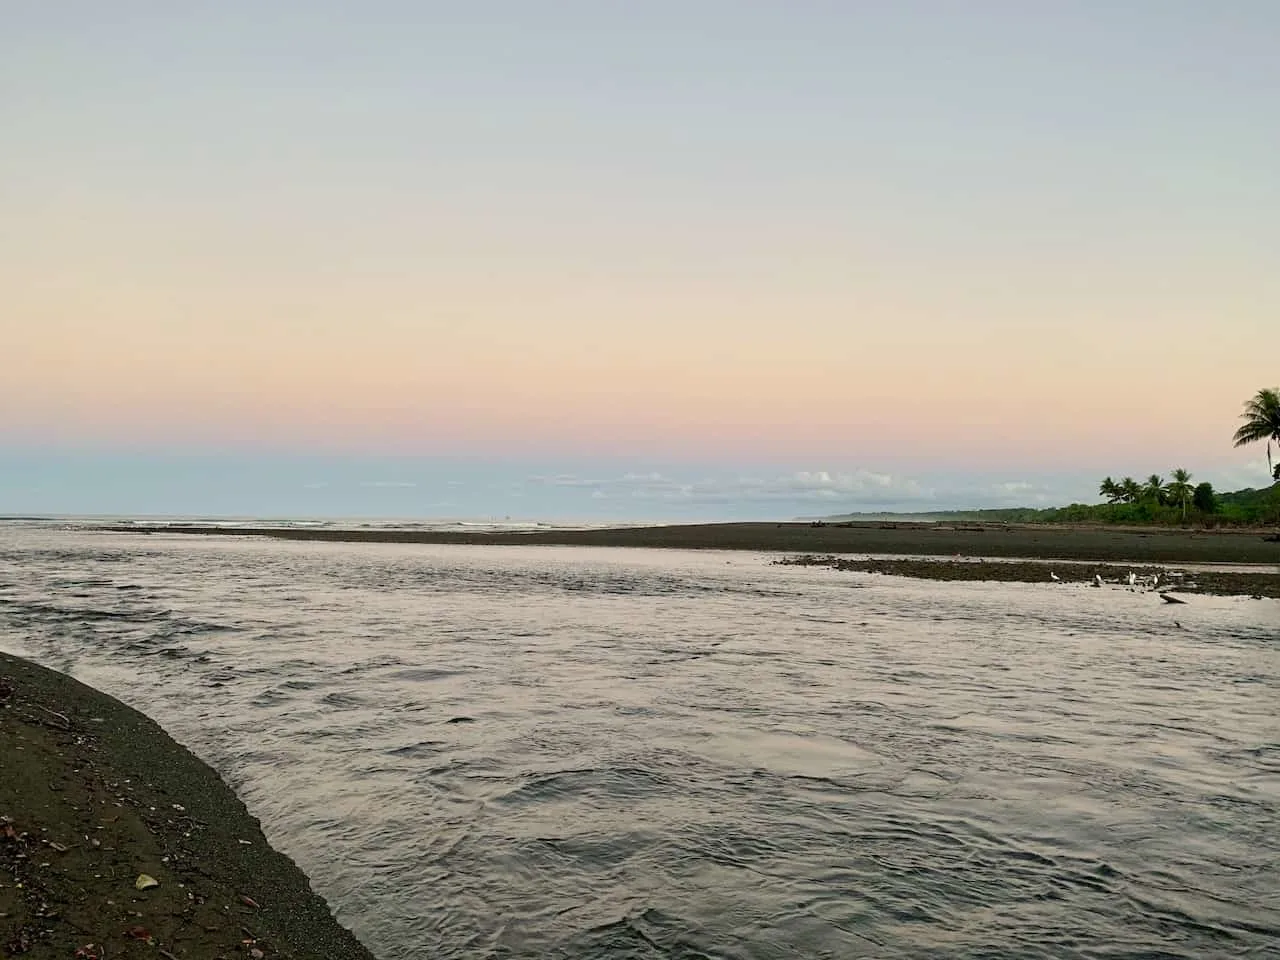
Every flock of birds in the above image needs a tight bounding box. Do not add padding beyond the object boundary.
[1049,568,1192,604]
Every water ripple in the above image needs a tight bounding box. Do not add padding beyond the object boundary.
[0,528,1277,958]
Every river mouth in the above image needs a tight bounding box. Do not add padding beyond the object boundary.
[2,528,1277,958]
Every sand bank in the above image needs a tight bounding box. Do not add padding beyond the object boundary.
[778,555,1280,598]
[0,651,375,960]
[106,521,1280,565]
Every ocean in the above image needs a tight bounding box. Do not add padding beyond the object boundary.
[1,523,1276,958]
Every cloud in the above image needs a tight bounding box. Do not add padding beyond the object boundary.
[526,470,933,506]
[523,467,1244,513]
[527,473,596,487]
[359,480,417,488]
[980,480,1063,505]
[303,481,330,489]
[1202,457,1274,492]
[995,481,1035,494]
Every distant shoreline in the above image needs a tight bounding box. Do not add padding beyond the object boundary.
[98,520,1280,566]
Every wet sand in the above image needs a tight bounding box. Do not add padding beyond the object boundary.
[0,651,375,960]
[777,555,1280,598]
[108,521,1280,565]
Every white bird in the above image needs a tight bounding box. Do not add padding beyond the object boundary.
[1093,574,1103,587]
[1128,571,1136,587]
[1151,574,1159,589]
[1050,571,1061,582]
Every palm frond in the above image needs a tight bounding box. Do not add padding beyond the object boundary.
[1234,422,1275,446]
[1233,388,1280,451]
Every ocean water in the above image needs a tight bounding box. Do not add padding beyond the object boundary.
[0,525,1276,959]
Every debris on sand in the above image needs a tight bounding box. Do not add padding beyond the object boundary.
[0,652,377,960]
[776,555,1279,598]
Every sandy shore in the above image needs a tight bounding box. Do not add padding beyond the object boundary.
[777,555,1280,598]
[107,521,1280,565]
[0,652,375,960]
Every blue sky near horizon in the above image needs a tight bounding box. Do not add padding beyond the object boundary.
[3,2,1277,518]
[1,451,1272,521]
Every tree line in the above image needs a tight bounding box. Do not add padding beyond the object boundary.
[1097,471,1214,519]
[1086,387,1280,526]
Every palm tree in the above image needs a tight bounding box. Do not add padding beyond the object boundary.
[1099,477,1123,503]
[1144,474,1166,505]
[1166,467,1193,520]
[1119,477,1142,504]
[1233,388,1280,481]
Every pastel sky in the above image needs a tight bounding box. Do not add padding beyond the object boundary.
[3,2,1277,518]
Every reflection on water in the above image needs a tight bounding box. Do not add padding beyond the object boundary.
[1,528,1277,959]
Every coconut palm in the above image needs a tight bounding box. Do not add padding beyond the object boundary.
[1166,467,1193,520]
[1119,477,1142,504]
[1098,477,1123,503]
[1144,474,1166,505]
[1233,387,1280,480]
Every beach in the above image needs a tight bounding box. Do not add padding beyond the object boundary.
[103,522,1280,596]
[0,651,375,960]
[777,555,1280,597]
[104,520,1280,563]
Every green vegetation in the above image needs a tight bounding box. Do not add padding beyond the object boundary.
[813,481,1280,527]
[1167,468,1193,520]
[983,473,1275,527]
[1082,467,1243,523]
[1050,474,1280,526]
[1020,389,1280,526]
[1192,482,1216,514]
[814,388,1280,527]
[1215,484,1280,525]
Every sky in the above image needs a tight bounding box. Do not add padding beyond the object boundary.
[3,2,1277,519]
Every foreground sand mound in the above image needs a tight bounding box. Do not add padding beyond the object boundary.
[0,652,376,960]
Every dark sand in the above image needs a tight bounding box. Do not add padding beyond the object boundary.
[778,556,1280,598]
[0,652,375,960]
[101,520,1279,597]
[108,520,1280,564]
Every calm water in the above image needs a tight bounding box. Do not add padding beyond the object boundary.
[1,526,1277,959]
